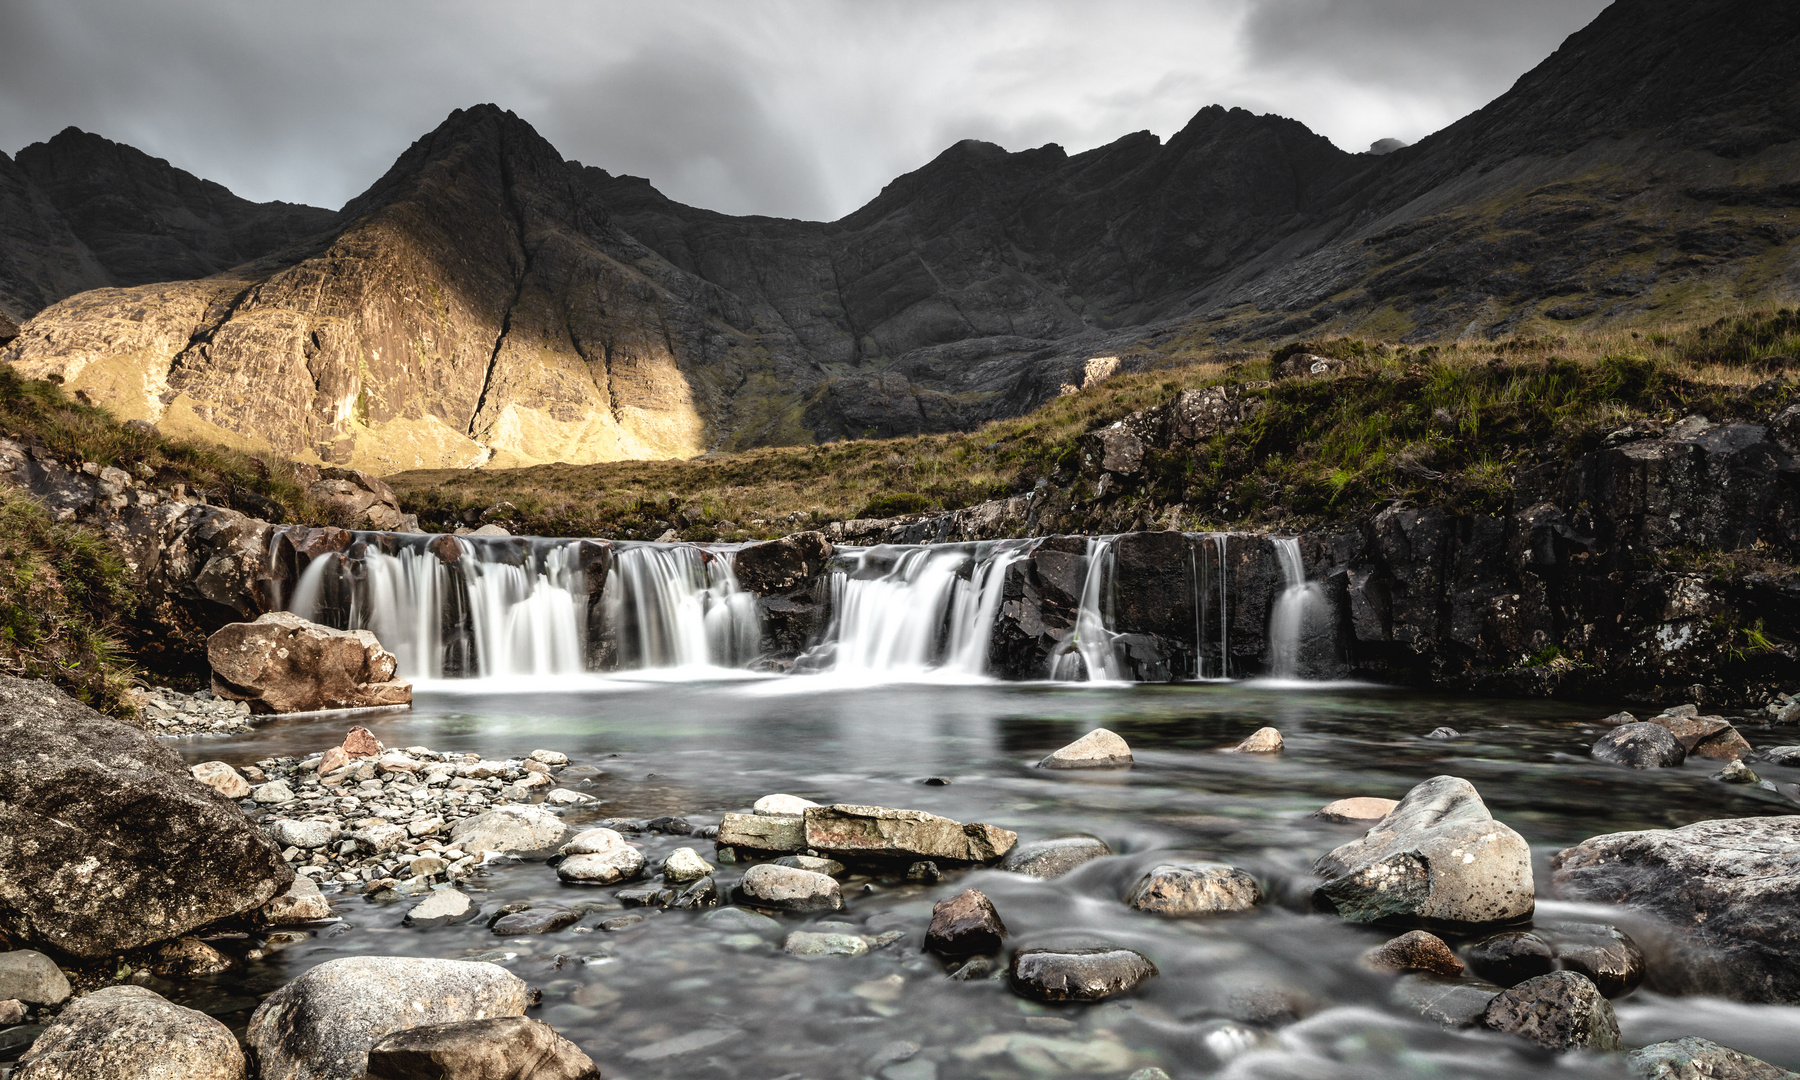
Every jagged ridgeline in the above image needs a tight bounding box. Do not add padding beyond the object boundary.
[2,0,1798,468]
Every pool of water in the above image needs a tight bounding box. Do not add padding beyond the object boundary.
[172,676,1800,1078]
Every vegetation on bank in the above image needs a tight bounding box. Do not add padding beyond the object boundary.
[388,311,1799,541]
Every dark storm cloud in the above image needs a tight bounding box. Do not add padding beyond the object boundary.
[0,0,1616,220]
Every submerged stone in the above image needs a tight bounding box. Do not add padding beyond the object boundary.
[1009,947,1157,1003]
[1125,863,1262,916]
[1000,837,1112,879]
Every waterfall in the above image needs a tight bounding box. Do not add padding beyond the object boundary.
[1189,533,1231,679]
[1267,537,1324,679]
[820,543,1025,676]
[603,544,759,670]
[1050,537,1125,682]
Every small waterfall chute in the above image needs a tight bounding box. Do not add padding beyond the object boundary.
[1267,537,1326,679]
[818,543,1025,677]
[1050,536,1127,682]
[603,544,760,670]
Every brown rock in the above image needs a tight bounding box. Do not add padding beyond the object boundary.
[365,1017,600,1079]
[342,725,384,757]
[803,804,1017,864]
[209,612,412,714]
[1364,930,1465,976]
[1647,714,1754,761]
[1226,727,1283,753]
[189,761,251,799]
[151,936,236,978]
[1314,797,1398,823]
[925,889,1007,957]
[15,984,246,1080]
[1038,728,1133,769]
[1125,863,1262,916]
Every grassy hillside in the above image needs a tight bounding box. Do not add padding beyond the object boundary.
[388,311,1799,541]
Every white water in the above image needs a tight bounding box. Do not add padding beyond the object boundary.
[1050,536,1126,682]
[1190,532,1231,679]
[603,545,759,670]
[1267,536,1325,678]
[824,543,1025,676]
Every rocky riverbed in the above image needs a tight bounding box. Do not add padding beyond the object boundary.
[6,676,1800,1079]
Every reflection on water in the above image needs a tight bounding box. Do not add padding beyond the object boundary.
[176,679,1800,1078]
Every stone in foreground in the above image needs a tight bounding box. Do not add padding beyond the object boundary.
[189,761,251,798]
[717,812,805,853]
[803,804,1017,863]
[1038,729,1133,769]
[1225,727,1283,753]
[1314,797,1397,823]
[450,807,570,855]
[246,956,529,1080]
[1363,931,1464,976]
[1480,970,1622,1052]
[1010,947,1158,1002]
[661,847,715,882]
[1126,863,1262,916]
[1591,723,1686,768]
[0,676,291,957]
[16,984,245,1080]
[365,1017,599,1079]
[262,876,332,926]
[1000,836,1112,879]
[1627,1037,1799,1080]
[738,864,843,912]
[1313,775,1533,926]
[1551,815,1800,1002]
[925,889,1007,957]
[209,612,412,714]
[0,950,71,1006]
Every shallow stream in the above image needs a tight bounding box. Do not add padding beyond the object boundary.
[174,676,1800,1079]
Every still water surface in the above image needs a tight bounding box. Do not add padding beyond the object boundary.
[178,676,1800,1078]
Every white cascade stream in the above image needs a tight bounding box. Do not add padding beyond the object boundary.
[1267,536,1325,679]
[823,543,1026,676]
[1049,536,1126,681]
[603,544,760,670]
[1190,532,1231,679]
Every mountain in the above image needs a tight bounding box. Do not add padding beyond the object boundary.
[3,0,1798,468]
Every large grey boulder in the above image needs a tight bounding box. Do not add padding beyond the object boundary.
[1000,836,1112,879]
[209,612,412,714]
[1313,775,1533,926]
[449,806,569,856]
[1551,815,1800,1002]
[803,804,1017,863]
[1480,970,1621,1051]
[1592,723,1686,768]
[15,984,245,1079]
[1628,1037,1799,1079]
[0,950,70,1005]
[0,676,291,957]
[246,956,530,1080]
[365,1017,599,1079]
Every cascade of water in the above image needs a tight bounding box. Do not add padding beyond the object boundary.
[1188,533,1232,679]
[603,544,759,670]
[1050,537,1124,681]
[1267,537,1324,679]
[462,542,586,677]
[360,545,454,679]
[823,543,1024,676]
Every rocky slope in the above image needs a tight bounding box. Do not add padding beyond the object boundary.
[3,0,1798,461]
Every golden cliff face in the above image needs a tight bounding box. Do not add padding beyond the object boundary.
[3,108,714,470]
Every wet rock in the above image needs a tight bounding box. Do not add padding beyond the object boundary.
[1009,947,1158,1002]
[1465,932,1556,987]
[701,907,782,934]
[490,905,580,935]
[784,931,869,958]
[925,890,1007,957]
[1592,723,1686,768]
[253,779,296,804]
[907,860,941,882]
[16,985,244,1080]
[1314,797,1398,824]
[555,847,645,885]
[1225,727,1283,753]
[1647,714,1754,761]
[661,847,714,883]
[247,956,529,1080]
[404,889,474,928]
[1425,727,1460,740]
[1540,922,1645,998]
[717,812,805,853]
[1363,931,1464,976]
[732,532,834,594]
[803,804,1017,863]
[0,676,291,957]
[1480,970,1622,1051]
[208,612,411,714]
[365,1016,600,1079]
[753,793,820,815]
[0,952,69,1006]
[773,855,846,877]
[1551,816,1800,1002]
[1314,775,1534,926]
[1627,1037,1799,1079]
[738,864,844,912]
[999,837,1112,879]
[1761,746,1800,766]
[450,807,569,855]
[152,936,235,978]
[1599,711,1639,727]
[1715,759,1762,784]
[1391,975,1501,1028]
[274,819,339,849]
[672,876,720,910]
[950,957,992,981]
[1037,729,1133,769]
[189,761,250,799]
[1125,863,1262,916]
[262,877,331,926]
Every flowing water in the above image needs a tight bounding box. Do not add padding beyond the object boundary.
[168,677,1800,1079]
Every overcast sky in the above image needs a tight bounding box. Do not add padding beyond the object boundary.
[0,0,1611,221]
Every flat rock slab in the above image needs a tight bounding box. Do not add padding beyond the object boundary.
[1000,837,1112,879]
[247,956,529,1080]
[489,906,580,936]
[1628,1037,1799,1080]
[365,1017,599,1080]
[1592,723,1686,768]
[1126,863,1262,916]
[1038,729,1133,769]
[1010,947,1157,1002]
[804,804,1017,864]
[1313,775,1533,927]
[925,889,1007,957]
[1391,975,1501,1028]
[784,932,869,958]
[263,877,332,926]
[16,984,244,1080]
[450,807,569,856]
[717,812,806,853]
[404,889,474,928]
[1480,970,1621,1051]
[1315,797,1398,824]
[1551,815,1800,1002]
[739,864,844,912]
[556,849,645,885]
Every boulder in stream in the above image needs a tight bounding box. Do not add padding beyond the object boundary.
[365,1017,599,1080]
[1125,863,1262,916]
[738,864,844,912]
[803,804,1017,863]
[1314,797,1397,823]
[1591,722,1686,768]
[15,984,245,1080]
[1225,727,1283,753]
[1313,775,1533,927]
[925,889,1007,957]
[450,807,570,856]
[1627,1037,1799,1080]
[1363,931,1464,976]
[1645,714,1754,761]
[1000,836,1112,878]
[1009,947,1158,1002]
[717,812,805,853]
[209,612,412,714]
[1038,729,1133,769]
[1480,970,1622,1052]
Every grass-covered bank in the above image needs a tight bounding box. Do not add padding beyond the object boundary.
[387,311,1800,541]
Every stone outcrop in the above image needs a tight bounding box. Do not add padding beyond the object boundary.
[802,804,1017,864]
[1551,816,1800,1002]
[208,612,412,713]
[0,676,291,957]
[364,1018,599,1080]
[15,984,246,1080]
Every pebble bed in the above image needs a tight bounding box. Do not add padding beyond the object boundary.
[135,686,257,735]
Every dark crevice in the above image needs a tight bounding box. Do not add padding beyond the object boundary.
[468,122,537,437]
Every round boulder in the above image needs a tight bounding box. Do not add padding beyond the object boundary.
[738,864,843,912]
[16,984,244,1080]
[0,951,70,1006]
[1125,863,1262,916]
[1480,970,1621,1052]
[1362,930,1463,977]
[1010,947,1158,1002]
[1591,723,1685,768]
[1038,729,1132,769]
[925,889,1007,957]
[1000,836,1112,879]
